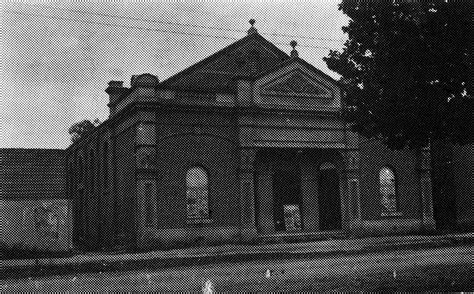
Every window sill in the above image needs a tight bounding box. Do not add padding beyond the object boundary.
[136,167,156,171]
[381,211,403,217]
[187,218,213,225]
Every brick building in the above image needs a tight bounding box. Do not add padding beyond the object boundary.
[66,21,436,250]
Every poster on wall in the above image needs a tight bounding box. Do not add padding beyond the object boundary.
[34,204,60,240]
[186,189,209,220]
[284,204,302,231]
[380,184,397,214]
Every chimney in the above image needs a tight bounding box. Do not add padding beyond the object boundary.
[105,80,127,117]
[130,74,159,89]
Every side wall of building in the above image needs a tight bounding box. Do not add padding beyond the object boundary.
[66,124,118,250]
[358,138,425,234]
[452,143,473,230]
[114,125,138,246]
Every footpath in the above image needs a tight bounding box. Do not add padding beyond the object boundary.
[2,233,472,280]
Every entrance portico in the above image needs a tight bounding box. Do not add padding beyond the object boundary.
[234,49,359,239]
[253,148,346,235]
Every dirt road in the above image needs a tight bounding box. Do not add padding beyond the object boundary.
[2,245,472,292]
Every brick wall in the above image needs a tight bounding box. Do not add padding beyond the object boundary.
[114,126,137,246]
[156,132,239,229]
[359,138,422,221]
[452,143,473,229]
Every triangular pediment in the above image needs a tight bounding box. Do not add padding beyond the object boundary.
[262,69,332,98]
[159,33,290,92]
[254,59,342,110]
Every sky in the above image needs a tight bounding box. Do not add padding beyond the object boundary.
[1,0,349,149]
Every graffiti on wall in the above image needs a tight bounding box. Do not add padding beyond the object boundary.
[34,205,60,240]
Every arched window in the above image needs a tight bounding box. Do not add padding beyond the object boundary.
[379,167,397,214]
[186,166,210,222]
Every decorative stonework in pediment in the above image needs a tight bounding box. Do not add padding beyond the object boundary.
[261,71,332,99]
[265,73,323,94]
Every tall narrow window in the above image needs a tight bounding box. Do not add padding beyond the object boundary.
[145,183,155,225]
[186,167,210,222]
[138,180,156,227]
[76,154,85,242]
[77,155,84,185]
[89,150,94,197]
[103,143,108,191]
[68,159,74,198]
[144,183,154,225]
[379,167,398,215]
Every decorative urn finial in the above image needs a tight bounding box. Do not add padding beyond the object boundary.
[290,40,298,58]
[247,19,258,35]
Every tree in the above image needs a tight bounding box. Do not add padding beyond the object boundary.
[324,0,472,150]
[68,119,100,143]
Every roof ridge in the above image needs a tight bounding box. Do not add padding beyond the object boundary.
[159,32,290,88]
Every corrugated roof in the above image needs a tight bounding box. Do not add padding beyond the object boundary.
[0,149,66,200]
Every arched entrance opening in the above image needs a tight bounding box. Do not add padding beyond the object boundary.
[272,167,303,232]
[255,149,346,235]
[318,162,342,231]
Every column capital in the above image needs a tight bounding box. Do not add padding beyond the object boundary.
[418,148,431,171]
[340,150,360,171]
[240,148,257,172]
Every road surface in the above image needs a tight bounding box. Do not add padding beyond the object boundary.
[2,245,472,292]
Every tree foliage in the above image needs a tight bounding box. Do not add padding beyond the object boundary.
[68,119,100,143]
[324,1,472,149]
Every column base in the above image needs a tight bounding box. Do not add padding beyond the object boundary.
[240,226,258,242]
[349,219,363,232]
[422,217,436,231]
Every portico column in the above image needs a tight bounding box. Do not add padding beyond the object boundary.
[343,149,362,231]
[418,147,436,230]
[239,148,258,240]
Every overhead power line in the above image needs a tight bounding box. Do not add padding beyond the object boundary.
[24,3,344,43]
[6,10,237,40]
[5,9,339,51]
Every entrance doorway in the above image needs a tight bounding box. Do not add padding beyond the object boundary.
[272,168,303,232]
[318,162,342,230]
